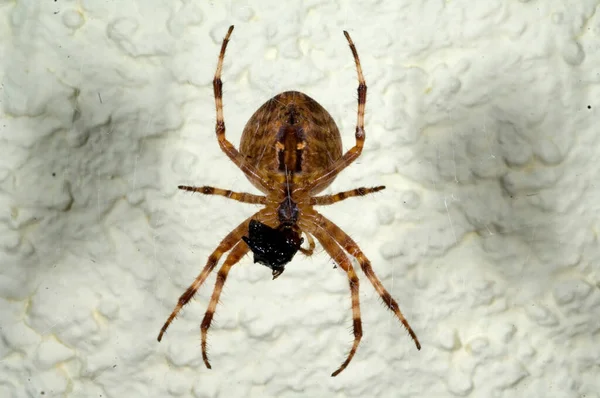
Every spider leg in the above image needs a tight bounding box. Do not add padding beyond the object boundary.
[311,186,385,206]
[200,241,250,369]
[307,210,421,350]
[213,26,275,192]
[157,213,258,341]
[302,30,367,194]
[178,185,266,205]
[307,221,362,377]
[299,232,316,256]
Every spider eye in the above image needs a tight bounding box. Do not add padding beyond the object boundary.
[242,220,302,277]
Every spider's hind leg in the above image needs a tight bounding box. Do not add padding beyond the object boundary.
[304,30,367,193]
[212,25,274,192]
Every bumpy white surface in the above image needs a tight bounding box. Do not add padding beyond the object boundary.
[1,0,599,397]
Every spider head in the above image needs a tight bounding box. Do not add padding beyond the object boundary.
[242,219,303,279]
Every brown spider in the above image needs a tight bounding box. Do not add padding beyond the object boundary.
[158,25,421,377]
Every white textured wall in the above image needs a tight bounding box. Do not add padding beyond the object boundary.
[1,0,599,397]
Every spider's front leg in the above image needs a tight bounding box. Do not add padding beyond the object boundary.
[199,212,279,368]
[313,212,421,350]
[157,214,255,342]
[199,241,250,368]
[308,221,363,376]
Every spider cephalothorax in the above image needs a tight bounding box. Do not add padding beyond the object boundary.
[242,195,305,278]
[158,25,420,377]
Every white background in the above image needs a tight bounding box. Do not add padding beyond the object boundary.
[1,0,599,397]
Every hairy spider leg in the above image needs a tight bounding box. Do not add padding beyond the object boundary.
[311,186,385,206]
[213,25,276,193]
[200,241,251,368]
[309,210,421,350]
[158,213,260,341]
[306,218,363,377]
[316,211,421,349]
[178,185,266,205]
[301,30,367,195]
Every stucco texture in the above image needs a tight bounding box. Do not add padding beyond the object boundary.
[1,0,599,397]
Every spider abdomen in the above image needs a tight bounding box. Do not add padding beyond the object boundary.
[239,91,343,193]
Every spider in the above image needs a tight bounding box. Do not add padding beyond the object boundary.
[158,25,421,377]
